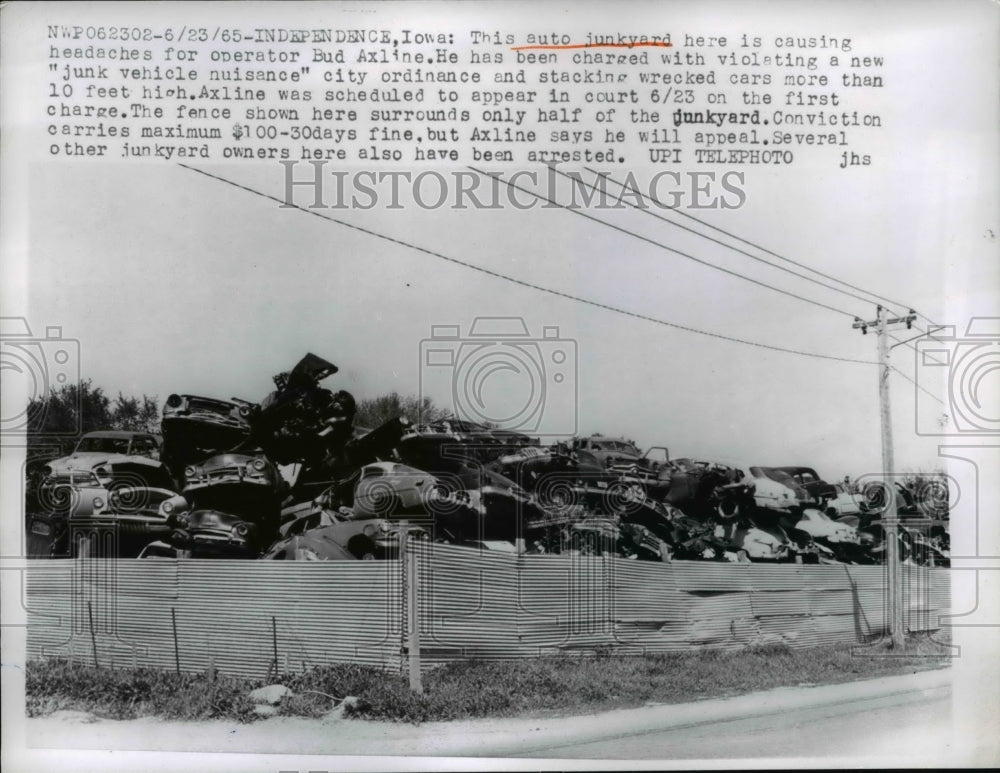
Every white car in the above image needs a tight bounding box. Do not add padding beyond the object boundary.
[353,461,438,518]
[795,508,860,544]
[714,519,792,561]
[39,431,172,513]
[825,483,863,518]
[711,461,812,514]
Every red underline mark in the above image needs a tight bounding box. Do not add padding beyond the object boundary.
[510,42,673,51]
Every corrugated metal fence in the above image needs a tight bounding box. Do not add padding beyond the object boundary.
[25,543,950,679]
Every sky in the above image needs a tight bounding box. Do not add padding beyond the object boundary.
[5,0,999,485]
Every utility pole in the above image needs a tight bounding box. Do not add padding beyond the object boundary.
[854,305,916,649]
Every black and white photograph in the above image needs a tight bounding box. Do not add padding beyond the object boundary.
[1,1,997,770]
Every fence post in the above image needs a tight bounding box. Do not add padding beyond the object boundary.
[171,608,181,675]
[267,616,279,681]
[400,524,422,694]
[87,601,99,669]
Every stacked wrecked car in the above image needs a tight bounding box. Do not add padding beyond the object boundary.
[27,353,949,566]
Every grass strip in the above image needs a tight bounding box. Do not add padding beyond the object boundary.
[26,634,952,724]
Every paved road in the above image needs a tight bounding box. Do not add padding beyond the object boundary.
[21,667,990,768]
[507,680,952,761]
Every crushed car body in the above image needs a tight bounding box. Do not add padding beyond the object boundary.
[262,484,427,561]
[23,352,948,567]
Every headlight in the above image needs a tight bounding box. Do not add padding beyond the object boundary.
[231,522,250,538]
[94,466,111,482]
[363,524,377,538]
[184,466,197,478]
[166,394,183,408]
[251,458,267,472]
[162,501,175,515]
[92,497,105,511]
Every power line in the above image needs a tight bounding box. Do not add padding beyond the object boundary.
[889,365,946,405]
[470,166,861,320]
[888,330,948,370]
[585,167,939,327]
[177,163,877,367]
[592,165,935,324]
[855,313,947,406]
[553,167,942,346]
[572,167,940,340]
[887,333,950,403]
[554,166,890,316]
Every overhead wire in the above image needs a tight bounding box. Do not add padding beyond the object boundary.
[552,166,898,317]
[585,167,940,328]
[889,366,947,405]
[534,165,949,397]
[177,163,877,366]
[486,165,951,404]
[469,166,862,320]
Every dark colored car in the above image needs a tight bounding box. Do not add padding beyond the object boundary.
[160,393,250,480]
[397,420,533,473]
[181,451,286,512]
[488,444,578,493]
[166,507,271,559]
[773,466,838,505]
[570,435,643,470]
[170,451,285,555]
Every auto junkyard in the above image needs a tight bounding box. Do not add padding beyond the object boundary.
[23,352,951,678]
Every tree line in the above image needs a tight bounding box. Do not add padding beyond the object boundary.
[26,380,450,461]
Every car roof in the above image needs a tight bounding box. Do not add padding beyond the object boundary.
[685,456,751,471]
[774,466,821,476]
[83,430,152,439]
[81,431,161,445]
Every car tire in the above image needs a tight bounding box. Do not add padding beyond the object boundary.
[347,534,378,561]
[717,499,740,519]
